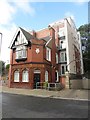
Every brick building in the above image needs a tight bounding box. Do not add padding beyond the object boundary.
[8,17,83,89]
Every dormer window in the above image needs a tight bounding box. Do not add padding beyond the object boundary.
[15,46,27,61]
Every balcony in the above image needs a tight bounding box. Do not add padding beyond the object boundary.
[57,46,66,51]
[58,36,65,40]
[59,61,67,64]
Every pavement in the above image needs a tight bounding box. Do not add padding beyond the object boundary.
[0,85,89,101]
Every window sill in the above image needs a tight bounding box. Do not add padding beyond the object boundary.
[13,81,19,83]
[59,61,67,64]
[15,57,27,62]
[22,81,29,83]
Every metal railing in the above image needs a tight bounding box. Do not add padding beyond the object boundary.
[36,82,47,89]
[36,82,62,90]
[48,83,62,90]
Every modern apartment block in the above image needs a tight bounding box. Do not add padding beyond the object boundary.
[49,17,84,75]
[8,17,83,89]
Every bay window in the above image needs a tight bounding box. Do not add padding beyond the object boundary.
[16,46,27,59]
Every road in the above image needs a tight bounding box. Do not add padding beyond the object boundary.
[0,93,89,118]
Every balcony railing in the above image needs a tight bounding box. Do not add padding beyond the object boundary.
[59,61,67,64]
[58,36,65,40]
[57,46,66,51]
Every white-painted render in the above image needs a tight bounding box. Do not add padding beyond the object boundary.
[50,17,83,75]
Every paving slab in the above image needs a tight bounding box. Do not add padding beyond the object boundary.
[0,86,89,101]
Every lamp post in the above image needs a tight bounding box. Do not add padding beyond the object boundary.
[0,32,2,54]
[0,33,2,77]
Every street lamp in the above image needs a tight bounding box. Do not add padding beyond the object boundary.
[0,32,2,55]
[0,33,2,77]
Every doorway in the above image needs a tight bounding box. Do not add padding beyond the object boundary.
[34,73,40,88]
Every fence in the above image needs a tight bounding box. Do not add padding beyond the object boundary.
[69,79,90,89]
[65,72,90,89]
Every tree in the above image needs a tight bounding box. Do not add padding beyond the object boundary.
[5,64,10,74]
[0,61,5,76]
[78,23,90,77]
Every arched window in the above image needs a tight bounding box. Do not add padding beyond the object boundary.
[14,70,19,82]
[45,71,48,82]
[22,70,28,82]
[55,70,59,82]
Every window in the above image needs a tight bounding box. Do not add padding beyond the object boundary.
[45,71,48,82]
[60,52,67,62]
[59,28,65,37]
[61,53,64,62]
[56,53,58,63]
[61,65,67,75]
[65,52,67,61]
[14,70,19,82]
[16,46,27,59]
[22,70,29,82]
[55,70,59,82]
[46,47,51,61]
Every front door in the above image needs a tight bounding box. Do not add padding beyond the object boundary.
[34,73,40,88]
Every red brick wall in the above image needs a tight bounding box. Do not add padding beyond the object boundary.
[60,76,65,87]
[9,26,64,89]
[36,28,50,38]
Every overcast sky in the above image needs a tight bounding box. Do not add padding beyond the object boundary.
[0,0,88,64]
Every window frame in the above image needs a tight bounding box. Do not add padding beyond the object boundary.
[46,47,51,61]
[61,64,67,75]
[14,70,19,82]
[56,53,58,63]
[60,51,67,62]
[55,70,59,82]
[16,46,27,59]
[45,71,48,82]
[22,70,29,82]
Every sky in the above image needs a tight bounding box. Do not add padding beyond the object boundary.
[0,0,88,64]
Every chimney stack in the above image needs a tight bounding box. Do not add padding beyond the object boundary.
[48,25,56,83]
[31,30,36,37]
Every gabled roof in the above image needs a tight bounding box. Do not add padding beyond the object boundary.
[40,36,51,42]
[9,27,35,49]
[45,38,52,49]
[19,27,34,41]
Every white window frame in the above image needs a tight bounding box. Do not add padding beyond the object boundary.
[22,70,29,82]
[45,71,48,82]
[56,53,58,63]
[55,70,59,82]
[14,70,19,82]
[61,64,67,75]
[16,46,27,59]
[59,28,65,37]
[46,47,51,61]
[60,51,67,62]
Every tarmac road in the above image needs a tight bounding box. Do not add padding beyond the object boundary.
[1,93,89,118]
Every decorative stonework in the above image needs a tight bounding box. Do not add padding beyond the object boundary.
[35,48,40,54]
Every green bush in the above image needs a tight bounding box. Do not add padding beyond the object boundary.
[43,82,48,89]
